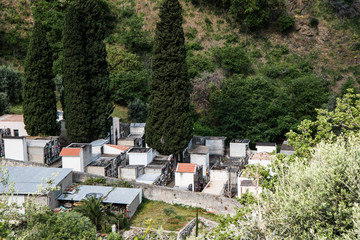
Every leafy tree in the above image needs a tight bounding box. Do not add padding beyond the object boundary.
[0,93,9,116]
[209,135,360,239]
[26,211,97,239]
[75,196,115,232]
[208,75,284,143]
[186,54,215,79]
[277,14,295,32]
[0,65,23,103]
[32,0,67,75]
[146,0,193,155]
[287,90,360,157]
[63,0,113,142]
[107,46,149,104]
[218,45,252,76]
[128,99,148,123]
[23,21,60,136]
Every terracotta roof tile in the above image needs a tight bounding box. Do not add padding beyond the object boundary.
[105,144,130,152]
[60,148,81,157]
[176,163,196,173]
[0,114,24,122]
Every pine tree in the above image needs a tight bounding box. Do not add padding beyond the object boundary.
[146,0,193,155]
[63,0,112,143]
[23,21,59,136]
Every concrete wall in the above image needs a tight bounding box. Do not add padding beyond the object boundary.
[248,159,271,167]
[0,158,47,167]
[92,145,103,155]
[175,172,194,191]
[209,168,228,181]
[86,166,105,176]
[280,150,295,156]
[104,145,124,155]
[118,139,135,147]
[129,149,152,166]
[127,193,140,218]
[81,145,92,168]
[28,146,45,164]
[144,167,163,175]
[119,166,144,180]
[72,172,241,216]
[205,139,225,156]
[62,156,82,171]
[7,195,26,214]
[0,121,27,136]
[230,142,248,158]
[190,153,209,177]
[4,137,28,161]
[256,145,276,153]
[130,126,145,135]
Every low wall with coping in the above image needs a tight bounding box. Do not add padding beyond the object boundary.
[73,171,241,216]
[0,158,49,167]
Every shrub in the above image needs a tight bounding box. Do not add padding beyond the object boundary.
[218,45,252,76]
[309,17,319,27]
[325,0,360,18]
[128,98,148,123]
[163,207,176,216]
[277,14,295,32]
[187,54,215,79]
[0,65,23,103]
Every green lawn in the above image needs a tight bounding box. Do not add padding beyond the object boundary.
[130,199,218,231]
[9,103,23,114]
[111,104,128,122]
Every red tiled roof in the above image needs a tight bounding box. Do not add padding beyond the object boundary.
[0,114,24,122]
[105,144,130,152]
[176,163,196,173]
[60,148,81,156]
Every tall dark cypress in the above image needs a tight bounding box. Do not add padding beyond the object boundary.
[23,21,59,136]
[63,0,112,143]
[146,0,193,155]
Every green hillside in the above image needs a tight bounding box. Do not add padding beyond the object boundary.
[0,0,359,143]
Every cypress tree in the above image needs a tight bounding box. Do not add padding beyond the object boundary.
[146,0,193,155]
[63,0,112,143]
[23,21,59,136]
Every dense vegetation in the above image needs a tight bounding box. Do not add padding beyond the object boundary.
[62,0,112,143]
[23,21,59,136]
[1,0,360,143]
[208,92,360,239]
[146,0,193,155]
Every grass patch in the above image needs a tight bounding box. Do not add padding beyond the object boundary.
[111,104,128,122]
[130,199,218,231]
[9,103,23,114]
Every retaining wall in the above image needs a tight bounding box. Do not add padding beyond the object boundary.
[73,171,241,216]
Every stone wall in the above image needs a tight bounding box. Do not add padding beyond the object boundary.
[177,218,196,240]
[0,158,48,167]
[73,171,241,216]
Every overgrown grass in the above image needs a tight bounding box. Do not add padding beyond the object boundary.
[111,104,128,122]
[9,103,23,114]
[131,199,218,231]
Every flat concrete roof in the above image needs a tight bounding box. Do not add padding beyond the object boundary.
[58,185,141,205]
[136,174,160,184]
[202,179,227,195]
[0,167,72,195]
[189,145,210,155]
[128,148,151,153]
[91,139,109,147]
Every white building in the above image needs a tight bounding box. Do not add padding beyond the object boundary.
[280,142,295,156]
[0,114,28,137]
[230,139,250,158]
[248,152,272,167]
[175,163,197,192]
[3,136,28,161]
[189,145,209,177]
[256,142,277,153]
[0,167,73,213]
[60,143,93,172]
[128,148,153,166]
[237,178,262,198]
